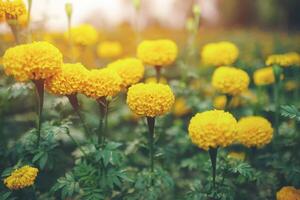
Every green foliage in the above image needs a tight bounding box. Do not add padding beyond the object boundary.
[281,105,300,121]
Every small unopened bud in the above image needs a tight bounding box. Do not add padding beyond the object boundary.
[65,3,73,19]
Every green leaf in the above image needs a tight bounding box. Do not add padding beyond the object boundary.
[281,105,300,121]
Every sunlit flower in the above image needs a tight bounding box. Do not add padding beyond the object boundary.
[237,116,273,148]
[2,41,63,81]
[212,66,250,95]
[81,68,122,99]
[137,39,178,66]
[188,110,237,150]
[253,67,275,86]
[276,186,300,200]
[201,41,239,66]
[266,52,300,67]
[172,97,190,117]
[45,63,89,95]
[0,0,26,20]
[145,76,168,84]
[97,41,123,59]
[126,83,175,117]
[4,165,38,190]
[107,58,144,87]
[69,24,98,46]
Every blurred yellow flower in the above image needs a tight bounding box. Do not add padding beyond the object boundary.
[253,67,275,86]
[188,110,237,150]
[137,39,178,66]
[237,116,273,148]
[69,24,98,46]
[17,11,27,27]
[0,0,26,20]
[213,95,227,110]
[126,83,175,117]
[212,66,250,96]
[266,52,300,67]
[276,186,300,200]
[107,58,144,87]
[172,97,190,117]
[285,80,298,91]
[81,68,122,99]
[4,165,38,190]
[145,76,168,84]
[201,41,239,66]
[227,151,246,161]
[45,63,89,96]
[97,41,123,59]
[3,41,63,81]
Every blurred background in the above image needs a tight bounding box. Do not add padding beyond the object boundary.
[1,0,300,32]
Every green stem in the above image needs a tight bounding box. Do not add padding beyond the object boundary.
[208,148,218,189]
[67,94,91,136]
[155,66,161,83]
[97,97,107,147]
[64,127,88,157]
[33,80,44,148]
[273,65,282,135]
[225,94,233,112]
[146,117,155,173]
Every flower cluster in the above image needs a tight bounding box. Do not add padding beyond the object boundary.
[253,67,275,86]
[266,52,300,67]
[201,41,239,66]
[70,24,98,46]
[236,116,273,147]
[137,39,178,66]
[0,0,26,21]
[188,110,237,150]
[3,41,63,81]
[97,41,123,59]
[107,58,144,87]
[45,63,89,95]
[126,83,175,117]
[276,186,300,200]
[4,165,38,190]
[212,66,250,95]
[81,68,123,99]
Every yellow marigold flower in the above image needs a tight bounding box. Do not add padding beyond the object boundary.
[70,24,98,46]
[97,41,123,59]
[17,11,28,27]
[266,52,300,67]
[81,68,122,99]
[3,41,63,81]
[227,151,246,161]
[277,186,300,200]
[212,66,250,95]
[201,41,239,66]
[0,12,5,23]
[237,116,273,148]
[126,83,175,117]
[4,165,38,190]
[45,63,89,95]
[137,39,178,66]
[172,97,190,117]
[107,58,144,87]
[213,95,227,110]
[188,110,237,150]
[145,76,168,84]
[0,0,26,20]
[253,67,275,86]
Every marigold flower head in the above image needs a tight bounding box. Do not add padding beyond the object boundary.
[126,83,175,117]
[172,97,190,117]
[69,24,98,46]
[97,41,123,59]
[253,67,275,86]
[237,116,273,148]
[277,186,300,200]
[81,68,123,99]
[212,66,250,95]
[0,0,26,20]
[145,76,168,84]
[188,110,237,150]
[266,52,300,67]
[201,41,239,66]
[45,63,89,95]
[213,95,227,110]
[107,58,144,87]
[4,165,38,190]
[3,41,63,81]
[137,39,178,66]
